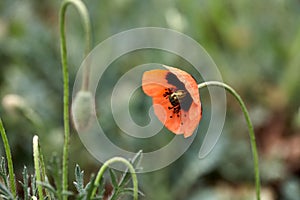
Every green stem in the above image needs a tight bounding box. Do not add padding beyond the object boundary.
[198,81,261,200]
[38,142,51,199]
[0,118,16,198]
[90,157,138,200]
[59,0,91,199]
[33,135,44,199]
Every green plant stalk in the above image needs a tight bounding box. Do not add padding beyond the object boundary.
[0,118,16,198]
[198,81,261,200]
[91,157,138,200]
[59,0,91,199]
[33,135,44,199]
[38,143,51,199]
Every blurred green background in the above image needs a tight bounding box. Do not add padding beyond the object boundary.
[1,0,300,199]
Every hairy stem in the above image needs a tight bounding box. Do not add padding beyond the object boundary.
[0,118,16,198]
[33,135,44,199]
[90,157,138,200]
[59,0,91,199]
[198,81,261,200]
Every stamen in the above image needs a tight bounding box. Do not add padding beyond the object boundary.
[163,88,186,118]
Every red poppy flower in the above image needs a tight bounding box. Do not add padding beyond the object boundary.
[142,65,202,138]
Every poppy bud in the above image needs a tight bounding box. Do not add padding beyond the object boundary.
[2,94,26,112]
[2,94,42,127]
[72,91,94,131]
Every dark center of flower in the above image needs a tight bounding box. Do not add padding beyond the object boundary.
[169,90,186,107]
[163,88,189,124]
[163,88,182,118]
[165,72,193,112]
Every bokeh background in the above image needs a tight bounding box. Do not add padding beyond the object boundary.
[1,0,300,199]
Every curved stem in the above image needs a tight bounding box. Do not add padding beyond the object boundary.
[198,81,261,200]
[59,0,91,199]
[33,135,44,199]
[90,157,138,200]
[60,0,91,90]
[0,118,16,198]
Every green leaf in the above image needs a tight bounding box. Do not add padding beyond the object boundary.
[119,188,145,197]
[0,183,14,200]
[0,157,8,187]
[43,176,56,200]
[109,151,143,200]
[118,150,142,188]
[61,190,73,197]
[75,193,85,200]
[91,196,103,200]
[109,169,118,188]
[21,166,29,200]
[47,153,62,198]
[85,174,96,198]
[30,175,36,197]
[0,157,7,176]
[73,164,85,194]
[85,174,104,199]
[110,187,144,200]
[36,181,56,195]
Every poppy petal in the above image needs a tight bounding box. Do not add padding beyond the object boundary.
[152,94,182,134]
[164,65,201,105]
[142,69,173,97]
[181,102,201,137]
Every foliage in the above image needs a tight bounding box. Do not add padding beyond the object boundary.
[0,0,300,199]
[0,151,142,200]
